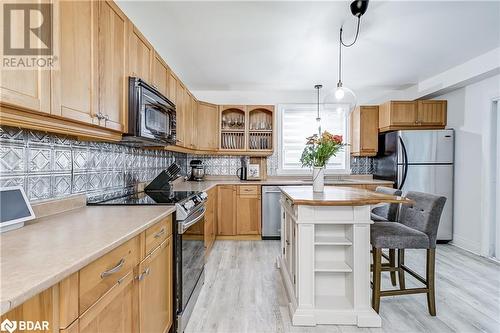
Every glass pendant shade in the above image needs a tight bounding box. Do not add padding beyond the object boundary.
[324,82,357,113]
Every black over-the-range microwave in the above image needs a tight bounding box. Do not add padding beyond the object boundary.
[123,77,176,146]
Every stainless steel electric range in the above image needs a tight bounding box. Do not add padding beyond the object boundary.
[88,189,207,333]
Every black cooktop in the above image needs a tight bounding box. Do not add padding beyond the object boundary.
[87,190,197,206]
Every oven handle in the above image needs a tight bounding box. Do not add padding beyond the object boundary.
[178,206,206,234]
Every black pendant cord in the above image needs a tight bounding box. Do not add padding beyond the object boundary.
[338,16,361,85]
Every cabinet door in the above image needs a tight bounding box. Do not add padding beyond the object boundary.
[0,287,57,331]
[184,92,192,148]
[79,272,136,333]
[97,1,128,132]
[351,106,379,156]
[0,0,51,114]
[152,52,169,97]
[128,24,152,83]
[417,100,447,126]
[205,188,217,253]
[175,82,185,146]
[138,238,173,333]
[390,101,418,126]
[197,102,219,150]
[52,0,98,125]
[217,185,236,235]
[167,72,177,104]
[236,194,261,235]
[190,95,198,149]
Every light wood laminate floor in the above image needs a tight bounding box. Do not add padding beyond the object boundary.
[185,241,500,333]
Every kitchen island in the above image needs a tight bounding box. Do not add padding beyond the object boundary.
[278,186,410,328]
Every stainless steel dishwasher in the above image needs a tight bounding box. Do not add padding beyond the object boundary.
[262,186,281,239]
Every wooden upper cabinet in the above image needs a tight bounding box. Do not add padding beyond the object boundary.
[128,23,153,83]
[138,238,173,333]
[417,100,447,126]
[167,71,177,104]
[184,92,197,149]
[52,0,98,125]
[97,0,128,132]
[350,106,379,156]
[175,82,186,146]
[217,185,236,236]
[379,100,446,132]
[0,0,51,114]
[196,101,219,150]
[152,52,169,97]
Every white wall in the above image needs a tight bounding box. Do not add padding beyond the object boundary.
[436,74,500,254]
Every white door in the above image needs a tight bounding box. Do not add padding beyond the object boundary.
[495,101,500,259]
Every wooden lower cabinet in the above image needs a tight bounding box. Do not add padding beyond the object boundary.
[138,238,172,333]
[79,271,136,333]
[1,287,59,333]
[217,185,237,235]
[205,187,217,254]
[236,187,261,235]
[217,185,262,236]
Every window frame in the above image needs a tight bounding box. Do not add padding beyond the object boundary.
[276,103,351,176]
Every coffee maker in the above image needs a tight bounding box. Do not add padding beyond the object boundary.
[236,157,247,180]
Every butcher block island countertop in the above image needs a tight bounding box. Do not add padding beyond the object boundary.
[280,185,411,206]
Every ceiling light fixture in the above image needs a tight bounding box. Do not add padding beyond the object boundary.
[325,0,369,113]
[314,84,323,135]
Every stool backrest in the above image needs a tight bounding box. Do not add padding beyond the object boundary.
[372,186,403,221]
[398,191,447,247]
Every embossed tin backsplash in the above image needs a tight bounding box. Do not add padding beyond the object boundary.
[0,125,374,202]
[0,126,188,201]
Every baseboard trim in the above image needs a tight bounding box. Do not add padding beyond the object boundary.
[216,235,262,241]
[450,234,481,255]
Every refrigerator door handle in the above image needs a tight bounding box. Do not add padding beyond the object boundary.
[399,136,409,190]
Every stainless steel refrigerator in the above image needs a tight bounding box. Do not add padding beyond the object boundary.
[374,129,454,242]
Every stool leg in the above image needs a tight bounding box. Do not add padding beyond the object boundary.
[372,247,382,313]
[389,249,397,286]
[397,249,405,290]
[426,248,437,316]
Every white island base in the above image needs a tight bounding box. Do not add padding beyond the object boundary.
[278,192,381,328]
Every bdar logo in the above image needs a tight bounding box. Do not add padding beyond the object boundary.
[0,319,17,333]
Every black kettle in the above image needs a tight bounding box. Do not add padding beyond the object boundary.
[237,167,247,180]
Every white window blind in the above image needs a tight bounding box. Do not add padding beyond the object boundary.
[278,104,348,174]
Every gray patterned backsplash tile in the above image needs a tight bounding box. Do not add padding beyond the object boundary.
[187,153,375,176]
[0,125,375,202]
[0,125,187,202]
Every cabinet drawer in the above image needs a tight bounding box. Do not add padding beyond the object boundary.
[145,215,172,256]
[238,185,260,196]
[79,236,140,314]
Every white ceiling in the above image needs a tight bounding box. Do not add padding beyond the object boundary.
[117,1,500,102]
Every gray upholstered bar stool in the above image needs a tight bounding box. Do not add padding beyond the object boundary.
[370,191,446,316]
[370,186,402,286]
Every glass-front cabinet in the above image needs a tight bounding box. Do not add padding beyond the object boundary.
[219,105,274,154]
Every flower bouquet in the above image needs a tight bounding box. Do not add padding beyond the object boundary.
[300,131,345,192]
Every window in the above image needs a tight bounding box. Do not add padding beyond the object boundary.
[277,104,349,175]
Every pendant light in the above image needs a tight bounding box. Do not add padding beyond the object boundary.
[314,84,323,135]
[324,0,369,113]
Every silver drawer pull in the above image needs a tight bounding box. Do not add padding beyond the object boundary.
[137,267,151,281]
[100,258,125,279]
[154,228,166,239]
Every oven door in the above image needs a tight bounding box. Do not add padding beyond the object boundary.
[177,205,205,316]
